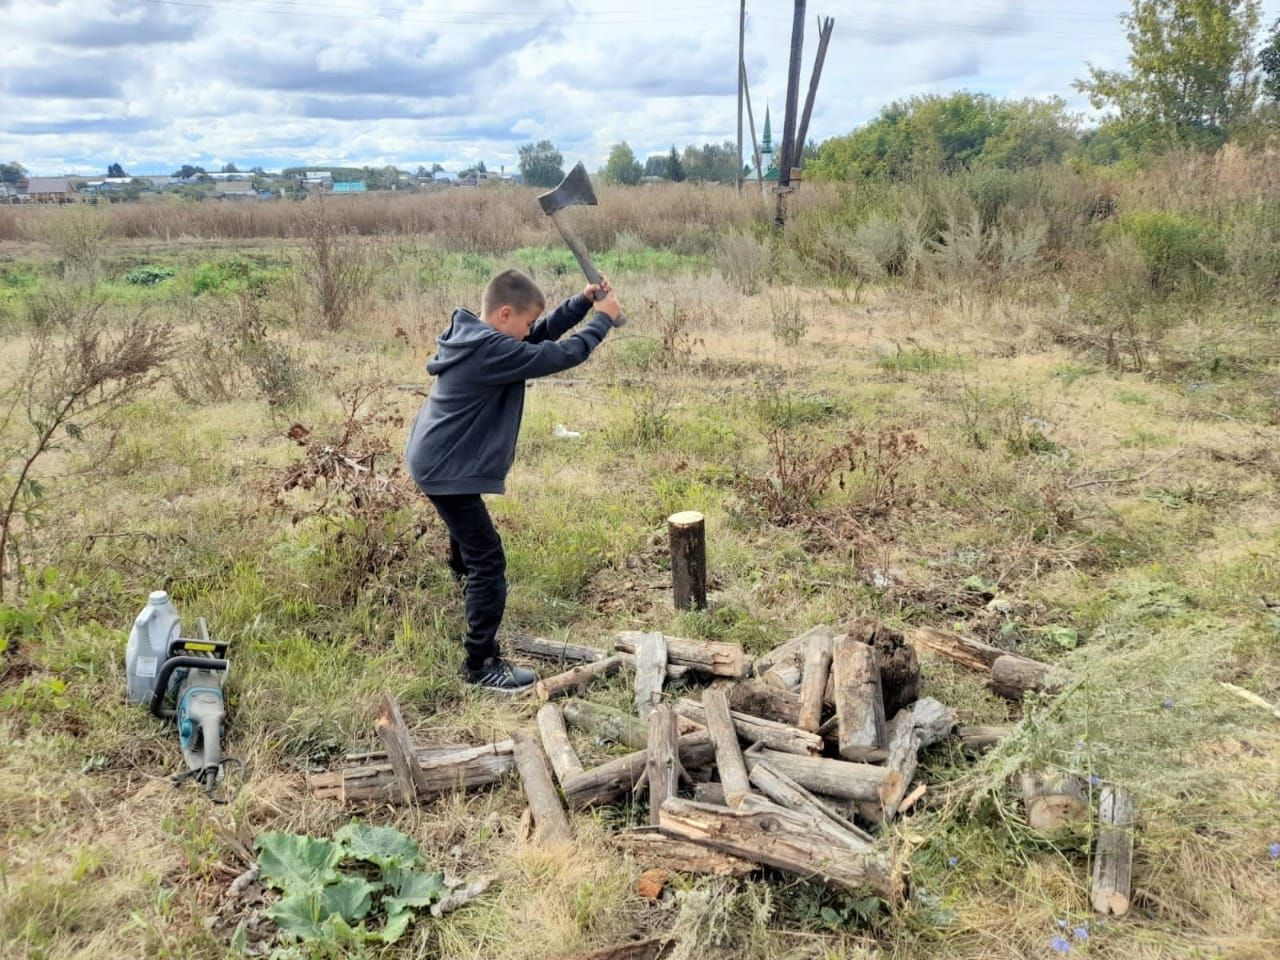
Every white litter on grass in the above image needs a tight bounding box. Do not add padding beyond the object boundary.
[553,424,582,439]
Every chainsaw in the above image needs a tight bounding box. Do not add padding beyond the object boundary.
[126,591,238,801]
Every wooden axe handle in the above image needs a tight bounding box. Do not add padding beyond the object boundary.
[548,209,626,327]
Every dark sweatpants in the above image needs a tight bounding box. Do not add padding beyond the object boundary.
[427,494,506,669]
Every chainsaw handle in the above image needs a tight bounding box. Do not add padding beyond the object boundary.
[150,656,229,719]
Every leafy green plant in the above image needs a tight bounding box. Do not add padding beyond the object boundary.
[1111,210,1225,292]
[254,823,448,946]
[123,265,176,286]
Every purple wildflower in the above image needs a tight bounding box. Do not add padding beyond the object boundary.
[1269,841,1280,860]
[1056,918,1069,929]
[1050,935,1071,953]
[1089,774,1102,788]
[1073,926,1090,942]
[947,856,958,867]
[1162,698,1175,710]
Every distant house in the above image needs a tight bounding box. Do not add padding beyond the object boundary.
[138,175,177,188]
[215,180,257,198]
[300,171,332,191]
[25,177,79,203]
[332,180,366,193]
[0,182,25,202]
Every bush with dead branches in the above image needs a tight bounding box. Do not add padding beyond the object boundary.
[298,198,374,330]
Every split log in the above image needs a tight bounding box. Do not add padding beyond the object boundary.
[668,510,707,610]
[990,654,1066,701]
[536,703,585,786]
[831,634,887,761]
[674,699,822,756]
[1091,787,1135,917]
[634,631,667,721]
[658,796,896,899]
[692,782,726,805]
[702,687,751,808]
[557,935,675,960]
[615,652,692,683]
[743,748,890,803]
[1020,771,1087,830]
[842,618,920,715]
[312,741,516,804]
[797,629,834,732]
[509,634,605,666]
[957,725,1009,752]
[878,707,920,820]
[513,732,572,847]
[616,632,748,679]
[563,698,701,751]
[536,654,626,702]
[909,697,957,748]
[907,625,1007,672]
[762,625,833,691]
[644,706,681,826]
[375,694,431,804]
[727,679,800,726]
[754,625,830,678]
[564,733,715,810]
[748,760,875,846]
[613,829,754,878]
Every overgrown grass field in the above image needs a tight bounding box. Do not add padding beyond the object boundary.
[1,162,1278,959]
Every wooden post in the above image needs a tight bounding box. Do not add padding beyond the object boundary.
[509,634,605,666]
[741,61,765,197]
[667,511,707,610]
[535,654,625,701]
[674,698,822,756]
[312,741,516,805]
[536,703,585,786]
[564,733,715,810]
[374,694,430,804]
[877,706,920,820]
[774,0,807,228]
[736,0,745,194]
[797,629,833,732]
[792,16,834,171]
[702,687,751,808]
[614,829,755,877]
[743,748,889,802]
[616,632,747,678]
[659,796,896,899]
[748,760,875,845]
[1091,787,1135,916]
[634,631,667,721]
[831,635,887,761]
[513,731,572,847]
[645,706,681,826]
[990,654,1066,701]
[906,626,1007,672]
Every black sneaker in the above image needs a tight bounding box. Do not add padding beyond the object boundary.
[463,657,537,694]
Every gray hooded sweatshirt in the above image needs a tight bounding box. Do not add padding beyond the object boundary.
[405,294,613,495]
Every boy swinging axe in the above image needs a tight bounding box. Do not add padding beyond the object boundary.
[404,161,623,693]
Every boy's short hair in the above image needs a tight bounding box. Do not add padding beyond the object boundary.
[482,269,545,316]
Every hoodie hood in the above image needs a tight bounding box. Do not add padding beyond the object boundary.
[426,308,499,375]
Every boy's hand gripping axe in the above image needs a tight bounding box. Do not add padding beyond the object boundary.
[537,162,626,327]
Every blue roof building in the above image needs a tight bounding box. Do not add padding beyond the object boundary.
[333,181,366,193]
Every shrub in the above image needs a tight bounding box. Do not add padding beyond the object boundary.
[1111,210,1226,292]
[715,229,771,294]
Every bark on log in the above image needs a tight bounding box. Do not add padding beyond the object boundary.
[878,706,920,820]
[743,748,890,802]
[957,725,1010,751]
[537,703,585,786]
[832,634,887,761]
[312,741,516,804]
[674,698,822,756]
[668,511,707,610]
[727,679,800,726]
[536,654,626,702]
[375,694,431,804]
[564,733,715,810]
[907,625,1007,672]
[634,631,668,721]
[644,706,681,827]
[748,760,876,846]
[557,935,675,960]
[613,829,755,878]
[909,697,957,748]
[754,625,830,678]
[615,652,692,683]
[702,687,751,808]
[1020,771,1088,830]
[692,782,727,805]
[562,698,647,750]
[509,634,606,666]
[798,629,834,732]
[658,796,896,900]
[1091,787,1134,917]
[990,655,1066,701]
[616,632,748,679]
[513,731,572,847]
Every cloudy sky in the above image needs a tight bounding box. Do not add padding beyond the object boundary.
[2,0,1277,175]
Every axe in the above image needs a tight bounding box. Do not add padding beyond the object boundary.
[537,161,626,327]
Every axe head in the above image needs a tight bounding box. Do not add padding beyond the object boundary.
[537,161,597,215]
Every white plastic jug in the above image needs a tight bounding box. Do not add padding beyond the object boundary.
[125,590,182,705]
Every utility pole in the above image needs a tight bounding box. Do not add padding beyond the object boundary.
[775,0,806,227]
[736,0,746,194]
[742,60,764,198]
[794,16,834,173]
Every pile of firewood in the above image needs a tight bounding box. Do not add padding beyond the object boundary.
[311,618,1133,929]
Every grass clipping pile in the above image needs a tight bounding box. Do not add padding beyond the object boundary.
[294,617,1126,958]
